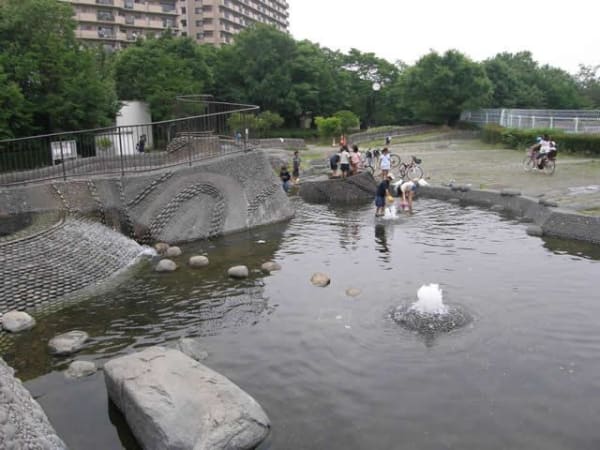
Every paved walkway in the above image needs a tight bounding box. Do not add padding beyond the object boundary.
[297,136,600,215]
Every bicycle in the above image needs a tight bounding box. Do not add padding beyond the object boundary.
[363,148,401,175]
[523,148,556,175]
[398,155,424,179]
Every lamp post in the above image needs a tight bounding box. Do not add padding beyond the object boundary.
[371,82,381,128]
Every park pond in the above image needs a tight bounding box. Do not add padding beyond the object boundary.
[2,196,599,450]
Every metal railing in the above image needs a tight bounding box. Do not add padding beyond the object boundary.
[0,99,259,186]
[461,108,600,134]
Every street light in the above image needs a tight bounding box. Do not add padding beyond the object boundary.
[370,82,381,128]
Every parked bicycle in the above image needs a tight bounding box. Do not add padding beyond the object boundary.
[398,155,424,179]
[363,148,401,174]
[523,148,556,175]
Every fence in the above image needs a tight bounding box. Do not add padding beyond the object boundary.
[461,108,600,134]
[0,99,260,186]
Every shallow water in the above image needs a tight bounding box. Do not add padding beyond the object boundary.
[3,198,599,450]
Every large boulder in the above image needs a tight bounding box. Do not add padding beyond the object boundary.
[300,171,376,204]
[104,347,270,450]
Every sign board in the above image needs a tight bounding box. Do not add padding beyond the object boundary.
[50,140,77,164]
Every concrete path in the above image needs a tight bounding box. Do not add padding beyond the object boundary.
[292,135,600,215]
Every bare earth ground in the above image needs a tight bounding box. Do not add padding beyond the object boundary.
[282,134,600,216]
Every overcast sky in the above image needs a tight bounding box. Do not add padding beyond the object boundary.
[288,0,600,75]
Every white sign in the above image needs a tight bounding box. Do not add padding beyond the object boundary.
[50,140,77,164]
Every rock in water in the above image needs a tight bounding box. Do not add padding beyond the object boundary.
[104,347,270,450]
[189,255,210,268]
[261,262,282,273]
[345,288,361,297]
[228,265,249,279]
[165,246,182,257]
[176,337,208,361]
[65,360,97,379]
[1,311,36,333]
[48,330,89,355]
[156,259,177,272]
[311,273,330,287]
[154,242,170,254]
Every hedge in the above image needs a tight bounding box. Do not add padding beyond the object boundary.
[481,125,600,155]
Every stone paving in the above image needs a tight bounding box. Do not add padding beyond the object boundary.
[297,135,600,215]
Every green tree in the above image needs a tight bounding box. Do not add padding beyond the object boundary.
[333,110,359,133]
[576,64,600,107]
[0,0,118,136]
[483,52,584,109]
[114,34,211,121]
[0,65,28,139]
[315,116,342,139]
[398,50,492,124]
[257,111,284,131]
[215,25,299,122]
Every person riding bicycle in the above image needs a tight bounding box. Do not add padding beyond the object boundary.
[530,134,556,167]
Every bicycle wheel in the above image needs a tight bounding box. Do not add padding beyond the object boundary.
[398,164,406,179]
[390,154,401,168]
[407,165,423,179]
[523,156,535,172]
[542,159,555,175]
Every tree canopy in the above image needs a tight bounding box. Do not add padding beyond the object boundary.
[1,5,597,139]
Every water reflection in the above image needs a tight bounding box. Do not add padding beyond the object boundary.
[374,224,391,262]
[542,236,600,260]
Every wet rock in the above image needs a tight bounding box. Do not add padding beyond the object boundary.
[526,225,544,237]
[490,204,505,212]
[501,189,521,197]
[104,347,270,450]
[539,199,558,207]
[189,255,209,268]
[1,311,36,333]
[155,259,177,273]
[176,337,208,361]
[345,288,362,297]
[48,330,89,355]
[261,262,282,273]
[311,273,330,287]
[228,265,249,279]
[65,360,97,379]
[154,242,170,255]
[165,246,182,258]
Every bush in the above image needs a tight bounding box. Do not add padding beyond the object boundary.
[480,125,600,155]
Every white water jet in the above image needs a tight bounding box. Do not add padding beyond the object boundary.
[410,284,448,315]
[383,204,398,219]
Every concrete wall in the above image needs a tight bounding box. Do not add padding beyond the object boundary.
[418,185,600,244]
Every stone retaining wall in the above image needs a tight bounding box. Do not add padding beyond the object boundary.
[257,138,305,150]
[0,150,295,244]
[419,185,600,244]
[0,358,67,449]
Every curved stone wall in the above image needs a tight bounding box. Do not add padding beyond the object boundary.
[418,185,600,244]
[0,150,295,244]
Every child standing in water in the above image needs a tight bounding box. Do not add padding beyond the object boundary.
[375,174,394,217]
[379,147,391,179]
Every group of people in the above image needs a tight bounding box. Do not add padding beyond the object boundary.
[374,174,422,216]
[329,144,365,178]
[279,150,301,192]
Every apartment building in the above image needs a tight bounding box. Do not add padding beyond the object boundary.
[59,0,179,51]
[178,0,289,45]
[59,0,289,50]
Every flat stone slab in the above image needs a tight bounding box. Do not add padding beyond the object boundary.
[104,347,270,450]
